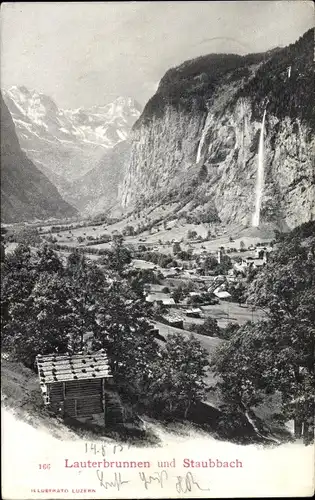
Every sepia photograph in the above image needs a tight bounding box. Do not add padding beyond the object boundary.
[1,1,314,498]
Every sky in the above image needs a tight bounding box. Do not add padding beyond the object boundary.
[1,1,313,109]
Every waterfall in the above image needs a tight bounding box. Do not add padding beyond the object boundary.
[241,99,247,170]
[252,110,267,227]
[196,112,211,163]
[287,66,291,78]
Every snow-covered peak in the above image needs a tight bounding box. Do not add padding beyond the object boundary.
[3,86,142,149]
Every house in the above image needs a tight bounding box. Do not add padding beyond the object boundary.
[217,249,224,263]
[145,294,176,306]
[214,290,231,300]
[243,257,266,268]
[207,275,227,292]
[149,326,165,341]
[255,248,271,261]
[185,308,202,318]
[36,351,123,425]
[234,255,266,271]
[161,314,184,329]
[132,259,156,270]
[186,269,197,276]
[145,284,170,294]
[161,269,178,278]
[251,258,266,268]
[233,261,248,273]
[213,285,231,300]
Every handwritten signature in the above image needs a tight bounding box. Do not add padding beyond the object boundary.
[139,470,168,489]
[96,470,210,493]
[139,470,210,493]
[175,472,211,493]
[96,471,130,491]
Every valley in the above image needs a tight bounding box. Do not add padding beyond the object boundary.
[2,5,315,499]
[1,23,314,451]
[3,87,141,214]
[3,212,314,446]
[3,212,272,338]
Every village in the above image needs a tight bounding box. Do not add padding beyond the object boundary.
[137,242,272,331]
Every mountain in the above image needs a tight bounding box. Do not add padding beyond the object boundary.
[3,87,141,213]
[1,95,77,223]
[66,140,131,215]
[121,29,315,230]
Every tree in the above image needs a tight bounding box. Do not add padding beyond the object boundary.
[92,281,158,402]
[1,243,5,262]
[177,250,192,260]
[148,333,209,418]
[201,255,218,275]
[36,244,63,274]
[1,245,105,365]
[195,317,221,337]
[99,235,132,273]
[228,280,247,304]
[124,268,160,300]
[1,245,38,331]
[239,240,246,251]
[66,251,112,350]
[187,230,197,240]
[221,322,241,340]
[213,321,269,416]
[66,249,87,277]
[123,225,135,237]
[173,242,182,255]
[214,227,315,444]
[2,272,82,367]
[172,286,184,303]
[13,227,42,246]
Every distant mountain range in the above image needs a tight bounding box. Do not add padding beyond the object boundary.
[3,86,142,214]
[1,94,77,223]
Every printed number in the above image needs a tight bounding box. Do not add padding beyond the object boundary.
[39,464,51,470]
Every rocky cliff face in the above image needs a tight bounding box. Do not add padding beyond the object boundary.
[67,140,131,216]
[1,95,77,223]
[121,30,314,230]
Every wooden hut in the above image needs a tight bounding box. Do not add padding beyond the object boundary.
[36,351,122,424]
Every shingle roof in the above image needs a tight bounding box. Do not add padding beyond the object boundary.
[214,290,231,299]
[145,294,175,305]
[36,351,112,384]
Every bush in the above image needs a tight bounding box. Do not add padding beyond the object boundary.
[11,227,41,246]
[220,322,240,340]
[194,317,221,337]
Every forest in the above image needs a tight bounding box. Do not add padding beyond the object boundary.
[1,237,209,422]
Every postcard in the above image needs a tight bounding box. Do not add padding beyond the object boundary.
[1,1,314,498]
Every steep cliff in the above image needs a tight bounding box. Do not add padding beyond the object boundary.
[1,95,77,223]
[121,29,314,229]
